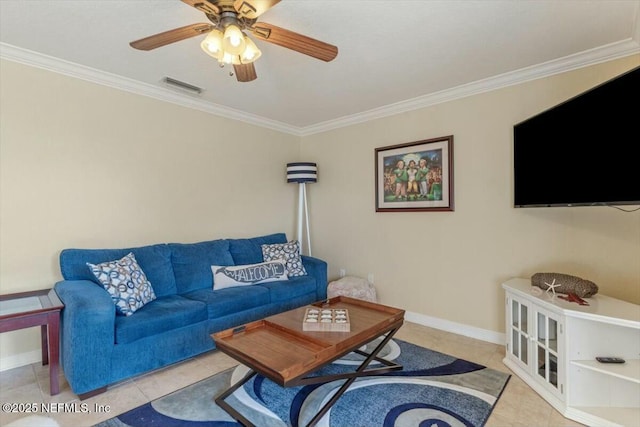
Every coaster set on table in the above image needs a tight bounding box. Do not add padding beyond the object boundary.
[302,307,350,332]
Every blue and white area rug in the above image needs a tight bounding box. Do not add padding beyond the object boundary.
[94,339,510,427]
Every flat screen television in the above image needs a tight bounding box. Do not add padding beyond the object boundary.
[513,65,640,208]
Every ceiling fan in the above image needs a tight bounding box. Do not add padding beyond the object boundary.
[129,0,338,82]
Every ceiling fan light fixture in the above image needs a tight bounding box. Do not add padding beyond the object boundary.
[222,24,246,55]
[200,29,224,60]
[130,0,338,82]
[220,51,241,65]
[240,35,261,64]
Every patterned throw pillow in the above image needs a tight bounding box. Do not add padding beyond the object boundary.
[87,252,156,316]
[211,260,288,290]
[261,240,307,277]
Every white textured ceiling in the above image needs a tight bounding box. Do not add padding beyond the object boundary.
[1,0,639,134]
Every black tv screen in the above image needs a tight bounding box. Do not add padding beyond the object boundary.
[513,65,640,207]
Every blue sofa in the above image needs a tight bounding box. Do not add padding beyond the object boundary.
[53,233,327,398]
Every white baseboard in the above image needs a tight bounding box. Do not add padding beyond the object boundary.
[405,310,506,345]
[0,349,41,372]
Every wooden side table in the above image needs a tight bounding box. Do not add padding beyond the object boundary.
[0,289,64,395]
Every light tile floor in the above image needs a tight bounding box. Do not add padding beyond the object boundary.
[0,321,585,427]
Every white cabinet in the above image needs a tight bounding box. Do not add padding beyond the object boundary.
[505,289,565,405]
[503,278,640,427]
[533,304,563,397]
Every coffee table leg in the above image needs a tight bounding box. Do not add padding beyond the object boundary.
[216,328,401,427]
[305,328,400,427]
[215,369,257,427]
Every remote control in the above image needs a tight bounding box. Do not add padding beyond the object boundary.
[595,357,625,364]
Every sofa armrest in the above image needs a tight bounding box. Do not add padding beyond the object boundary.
[54,280,115,395]
[301,255,328,300]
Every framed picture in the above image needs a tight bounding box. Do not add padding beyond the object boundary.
[375,135,454,212]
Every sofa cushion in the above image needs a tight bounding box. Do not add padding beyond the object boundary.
[257,276,317,303]
[228,233,287,265]
[184,286,270,319]
[169,239,234,294]
[87,252,157,316]
[60,244,177,297]
[114,295,208,344]
[212,261,288,290]
[261,240,307,277]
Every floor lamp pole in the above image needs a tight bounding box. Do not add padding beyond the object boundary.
[296,183,312,256]
[303,183,311,256]
[297,183,304,251]
[287,162,317,257]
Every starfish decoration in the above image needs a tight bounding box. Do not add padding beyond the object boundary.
[544,279,561,297]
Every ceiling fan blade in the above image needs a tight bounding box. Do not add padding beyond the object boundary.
[250,23,338,62]
[234,0,281,19]
[181,0,220,16]
[130,23,214,51]
[233,63,258,82]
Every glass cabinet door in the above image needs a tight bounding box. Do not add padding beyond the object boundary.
[535,308,561,394]
[510,298,529,366]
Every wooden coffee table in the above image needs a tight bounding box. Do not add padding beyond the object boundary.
[212,296,405,427]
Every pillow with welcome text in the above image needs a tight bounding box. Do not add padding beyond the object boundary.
[212,260,288,290]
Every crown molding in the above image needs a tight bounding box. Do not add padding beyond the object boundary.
[300,38,640,136]
[2,39,638,138]
[0,43,301,136]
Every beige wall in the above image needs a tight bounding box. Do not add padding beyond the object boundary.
[0,60,301,367]
[1,55,639,367]
[301,55,640,334]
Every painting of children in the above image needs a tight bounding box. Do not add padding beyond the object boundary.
[375,136,454,212]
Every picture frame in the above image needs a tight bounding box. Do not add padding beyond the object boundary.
[375,135,454,212]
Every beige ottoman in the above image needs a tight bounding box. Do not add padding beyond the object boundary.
[327,276,377,302]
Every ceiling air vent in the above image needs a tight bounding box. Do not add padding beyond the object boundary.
[162,77,203,95]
